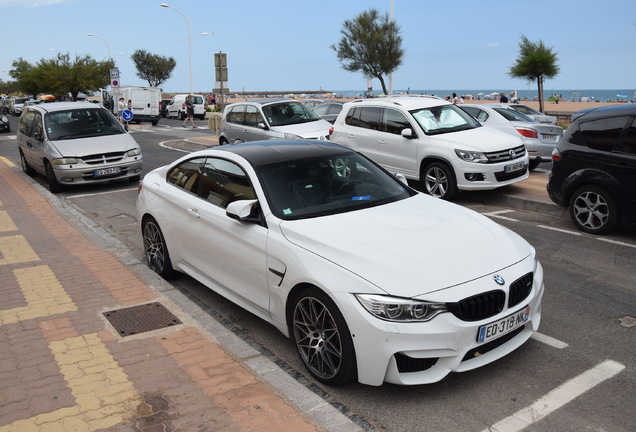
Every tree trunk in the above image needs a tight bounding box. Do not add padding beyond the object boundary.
[537,75,545,113]
[377,75,388,96]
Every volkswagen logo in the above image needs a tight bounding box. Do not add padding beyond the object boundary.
[493,275,505,285]
[508,149,516,159]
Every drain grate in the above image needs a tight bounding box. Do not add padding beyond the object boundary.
[103,302,182,337]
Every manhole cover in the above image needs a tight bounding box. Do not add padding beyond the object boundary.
[103,302,182,337]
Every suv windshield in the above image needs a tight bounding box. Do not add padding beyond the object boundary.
[256,151,414,220]
[46,108,124,140]
[411,104,480,135]
[262,102,321,127]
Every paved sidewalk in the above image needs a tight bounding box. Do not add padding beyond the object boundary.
[0,158,363,431]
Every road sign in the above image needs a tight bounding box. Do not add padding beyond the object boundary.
[110,69,120,79]
[121,110,133,122]
[111,79,120,87]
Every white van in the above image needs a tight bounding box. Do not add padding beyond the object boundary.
[165,94,206,120]
[109,86,162,125]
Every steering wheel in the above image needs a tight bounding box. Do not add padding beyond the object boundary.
[335,179,362,195]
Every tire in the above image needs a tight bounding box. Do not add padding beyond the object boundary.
[45,161,63,193]
[151,120,158,126]
[568,185,618,234]
[528,159,542,171]
[20,151,36,177]
[421,161,458,200]
[219,137,229,146]
[142,217,175,278]
[179,111,185,120]
[291,287,356,385]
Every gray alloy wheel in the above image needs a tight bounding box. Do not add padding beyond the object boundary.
[292,288,356,385]
[332,157,352,178]
[422,162,457,200]
[45,161,63,193]
[569,185,618,234]
[20,151,36,177]
[142,217,175,278]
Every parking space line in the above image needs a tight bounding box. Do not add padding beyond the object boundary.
[597,237,636,249]
[483,360,625,432]
[483,210,519,222]
[67,187,138,199]
[531,332,569,349]
[537,225,582,236]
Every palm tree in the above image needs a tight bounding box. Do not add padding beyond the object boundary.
[331,8,404,95]
[509,35,559,113]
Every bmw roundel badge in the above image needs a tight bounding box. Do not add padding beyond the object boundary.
[493,275,505,285]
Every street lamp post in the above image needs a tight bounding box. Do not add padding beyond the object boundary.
[161,3,207,95]
[87,33,112,60]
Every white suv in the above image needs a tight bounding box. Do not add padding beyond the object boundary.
[330,96,529,199]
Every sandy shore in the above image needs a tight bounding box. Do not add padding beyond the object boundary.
[223,96,623,114]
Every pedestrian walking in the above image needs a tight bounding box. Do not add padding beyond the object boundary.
[117,97,126,125]
[182,95,197,128]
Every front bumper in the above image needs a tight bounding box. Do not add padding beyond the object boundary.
[334,258,544,386]
[52,159,143,185]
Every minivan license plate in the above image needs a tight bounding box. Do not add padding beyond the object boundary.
[477,306,530,343]
[94,167,122,177]
[504,162,525,173]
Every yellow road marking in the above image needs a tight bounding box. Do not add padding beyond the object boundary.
[0,334,143,431]
[0,265,76,325]
[0,156,16,167]
[0,211,18,232]
[0,235,40,265]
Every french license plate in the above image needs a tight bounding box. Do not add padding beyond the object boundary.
[504,161,525,173]
[477,306,530,343]
[541,134,559,141]
[94,167,122,177]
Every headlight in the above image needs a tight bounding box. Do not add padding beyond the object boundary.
[355,294,447,322]
[52,158,79,165]
[128,148,142,157]
[284,133,302,139]
[455,149,489,163]
[1,116,8,122]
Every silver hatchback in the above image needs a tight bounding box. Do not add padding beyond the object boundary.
[218,99,333,145]
[17,102,143,193]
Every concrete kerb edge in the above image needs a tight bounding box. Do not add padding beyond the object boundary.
[23,169,366,432]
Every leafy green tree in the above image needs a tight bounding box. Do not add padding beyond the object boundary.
[509,35,559,113]
[9,58,40,97]
[331,8,404,95]
[131,50,176,87]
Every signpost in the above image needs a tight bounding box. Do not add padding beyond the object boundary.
[121,109,133,122]
[214,52,229,103]
[110,69,120,88]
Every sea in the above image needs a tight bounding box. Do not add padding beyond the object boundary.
[332,89,636,102]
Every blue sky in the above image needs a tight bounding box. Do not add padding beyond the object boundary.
[1,0,634,94]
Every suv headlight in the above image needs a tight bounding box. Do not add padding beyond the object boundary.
[455,149,489,163]
[355,294,447,322]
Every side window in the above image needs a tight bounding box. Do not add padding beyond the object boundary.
[580,116,629,152]
[19,109,35,136]
[167,157,205,193]
[226,105,246,125]
[358,107,382,131]
[345,107,361,127]
[313,104,330,116]
[198,158,256,209]
[244,105,262,127]
[193,96,204,104]
[382,108,411,135]
[32,112,43,140]
[618,120,636,155]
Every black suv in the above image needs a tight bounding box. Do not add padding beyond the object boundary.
[547,104,636,234]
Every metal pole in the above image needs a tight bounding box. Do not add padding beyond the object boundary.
[161,4,193,95]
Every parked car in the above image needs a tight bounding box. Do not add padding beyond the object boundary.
[508,104,557,124]
[330,95,528,200]
[165,94,206,120]
[302,99,326,109]
[137,139,544,386]
[312,101,344,124]
[17,102,143,193]
[160,99,171,118]
[218,99,333,145]
[547,104,636,234]
[0,114,10,133]
[11,97,31,116]
[461,103,563,171]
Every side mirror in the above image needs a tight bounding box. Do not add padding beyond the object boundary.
[394,173,409,185]
[226,199,260,223]
[401,128,414,138]
[257,122,269,130]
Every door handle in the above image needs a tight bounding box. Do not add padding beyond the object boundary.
[187,208,200,218]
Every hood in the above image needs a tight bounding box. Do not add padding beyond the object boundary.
[280,194,531,297]
[435,126,523,152]
[51,133,138,157]
[270,119,332,138]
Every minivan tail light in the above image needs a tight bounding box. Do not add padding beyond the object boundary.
[329,126,334,135]
[516,127,538,138]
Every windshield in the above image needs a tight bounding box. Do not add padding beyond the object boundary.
[511,105,541,116]
[256,151,415,220]
[262,102,321,127]
[45,108,125,140]
[411,104,480,135]
[494,108,536,123]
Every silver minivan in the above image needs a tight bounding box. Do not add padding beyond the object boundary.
[17,102,143,193]
[218,99,333,145]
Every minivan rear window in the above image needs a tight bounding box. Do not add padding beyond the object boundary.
[579,116,629,152]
